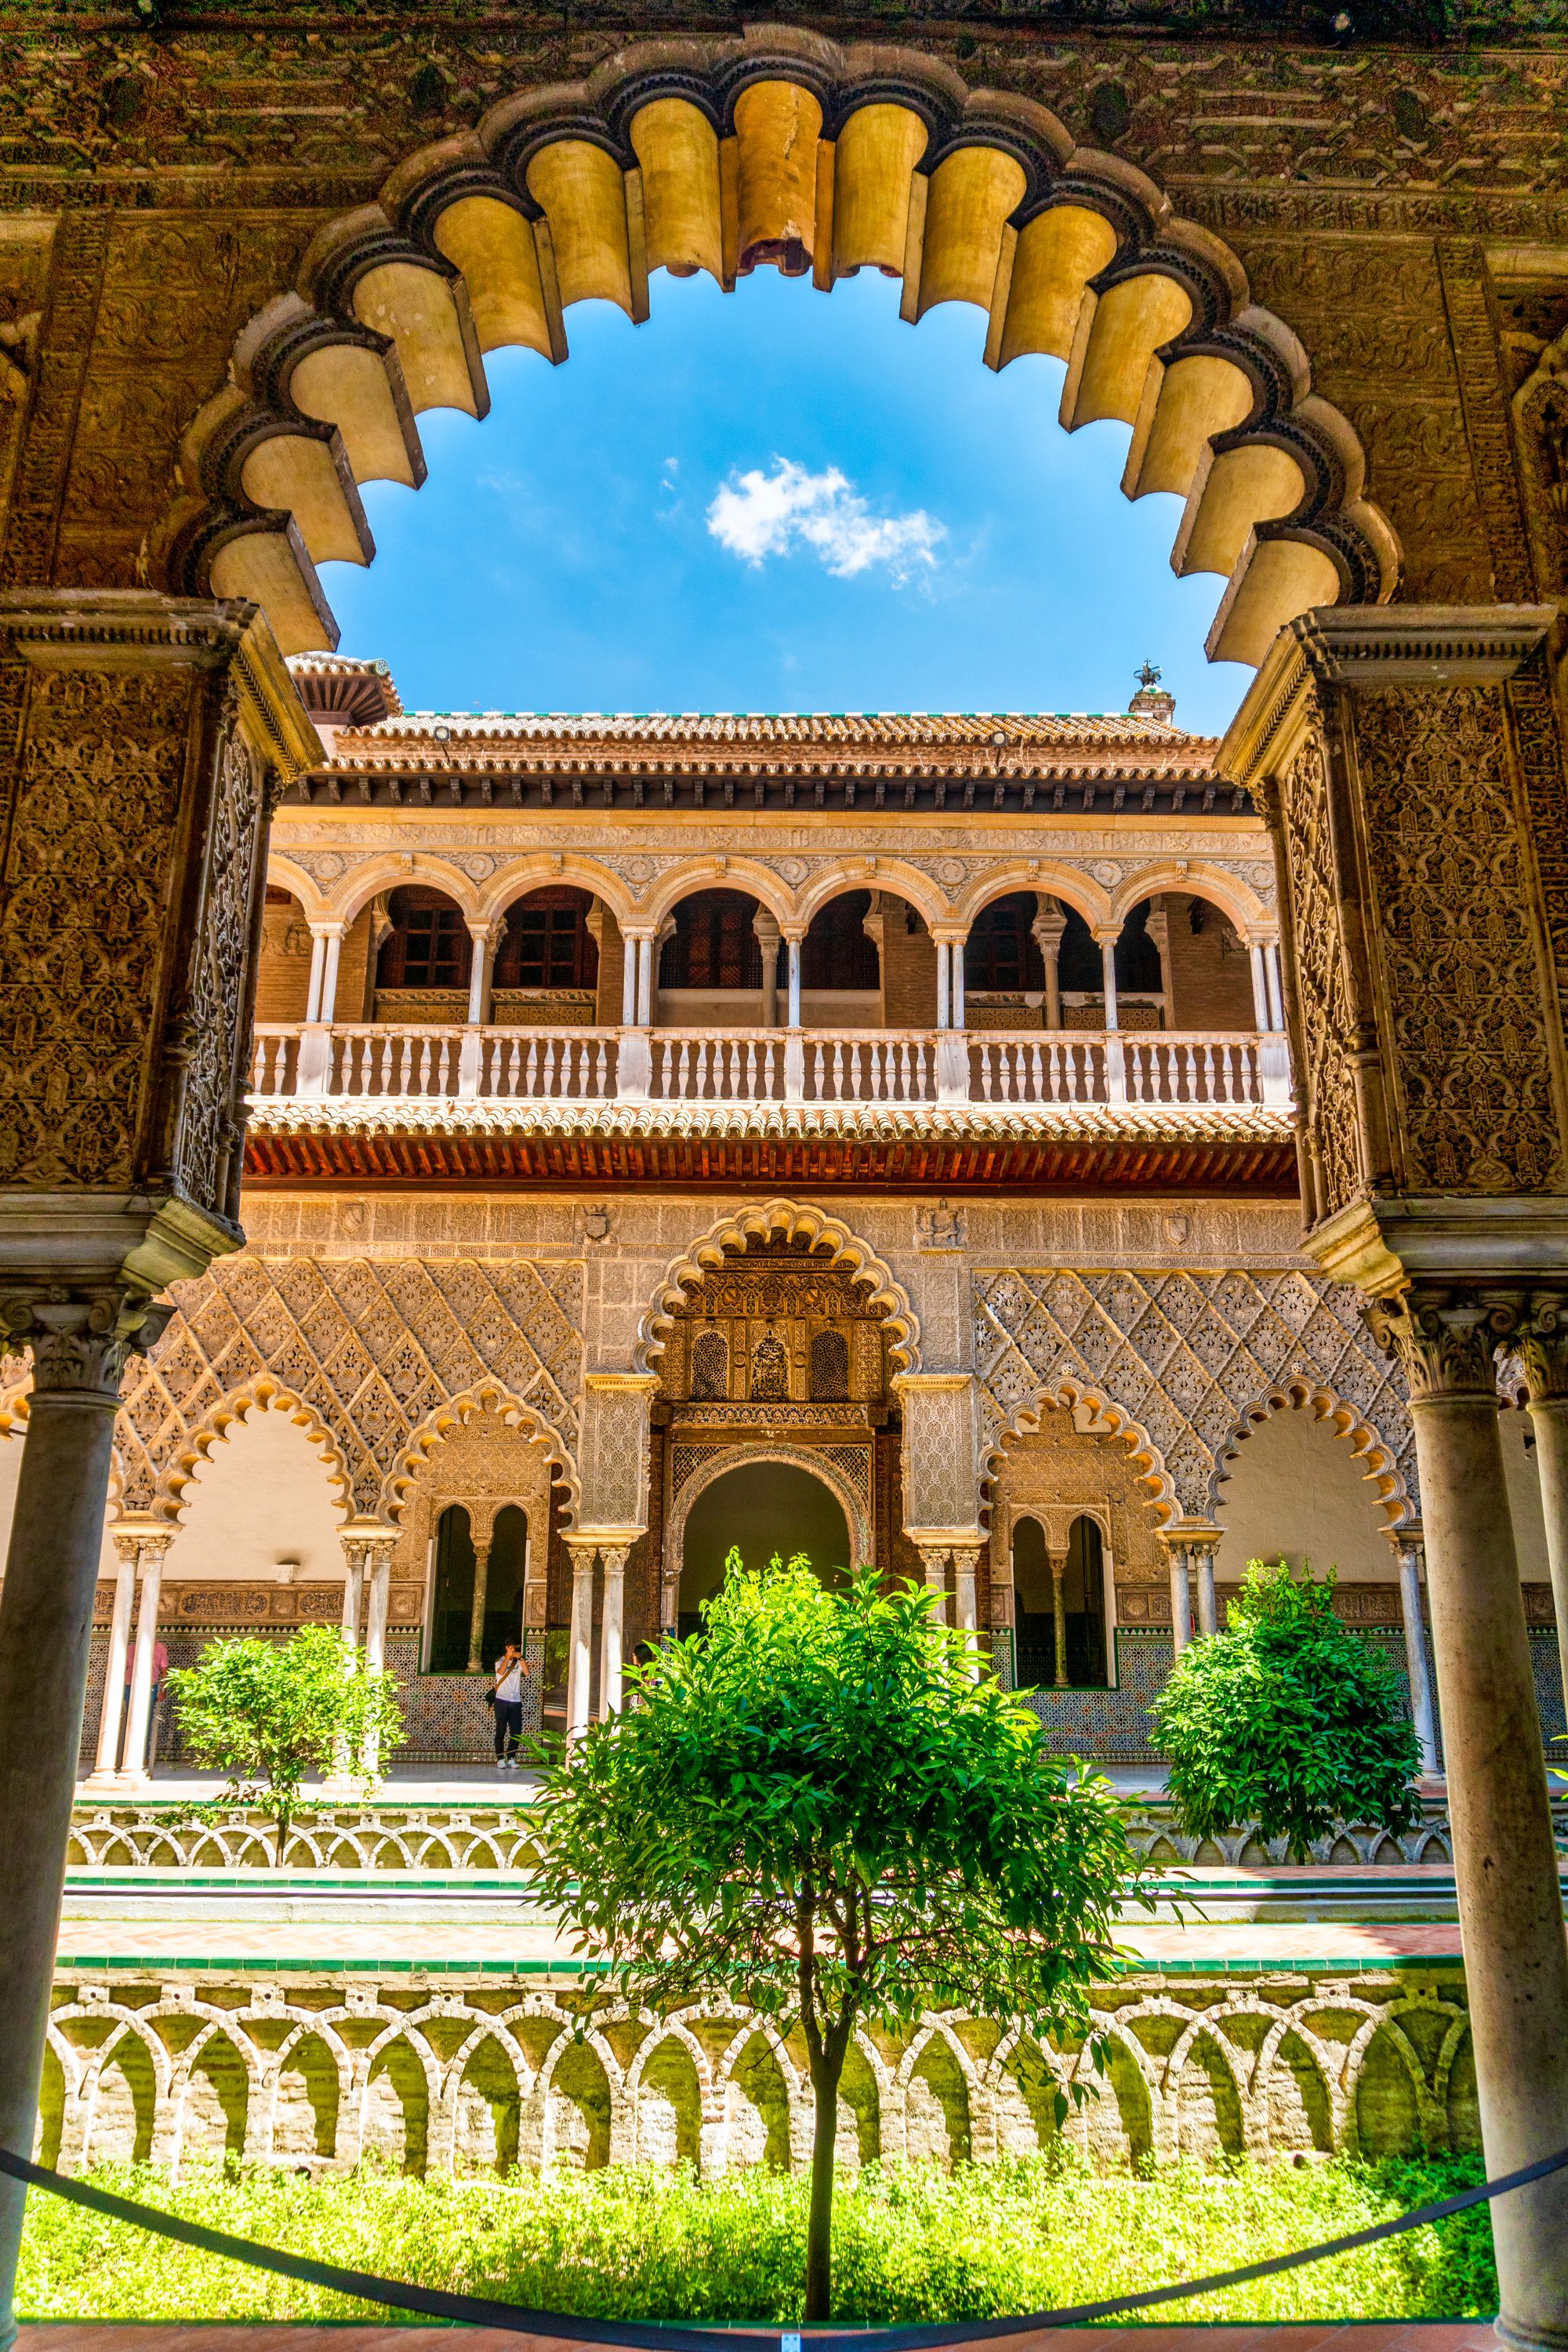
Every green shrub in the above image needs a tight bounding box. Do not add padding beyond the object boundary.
[1152,1557,1421,1862]
[16,2153,1496,2326]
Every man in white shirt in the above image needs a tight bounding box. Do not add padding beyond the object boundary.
[491,1642,529,1769]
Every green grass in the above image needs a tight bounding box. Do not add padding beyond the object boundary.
[17,2151,1496,2325]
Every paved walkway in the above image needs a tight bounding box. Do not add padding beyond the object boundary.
[51,1912,1468,1974]
[15,2324,1502,2351]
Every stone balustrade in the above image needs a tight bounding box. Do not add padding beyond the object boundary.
[252,1024,1292,1111]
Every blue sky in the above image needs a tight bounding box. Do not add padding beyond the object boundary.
[321,267,1250,736]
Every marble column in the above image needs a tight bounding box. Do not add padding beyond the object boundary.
[1371,1290,1568,2344]
[755,911,781,1028]
[1167,1543,1192,1659]
[119,1532,171,1792]
[466,1532,492,1672]
[599,1544,629,1716]
[1033,900,1065,1030]
[324,1534,368,1796]
[950,1542,981,1675]
[0,1305,147,2347]
[1191,1539,1218,1639]
[1049,1548,1069,1687]
[565,1539,598,1746]
[1247,939,1272,1033]
[1518,1299,1568,1734]
[1094,927,1124,1103]
[361,1540,394,1782]
[84,1533,140,1791]
[1390,1528,1439,1777]
[786,935,802,1028]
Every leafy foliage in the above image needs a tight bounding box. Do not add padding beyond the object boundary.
[532,1552,1146,2316]
[1152,1559,1421,1864]
[16,2154,1498,2326]
[167,1625,404,1856]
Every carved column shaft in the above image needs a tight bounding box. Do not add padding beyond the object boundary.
[1190,1540,1219,1639]
[1374,1292,1568,2347]
[1049,1550,1068,1687]
[466,1535,492,1673]
[0,1306,148,2343]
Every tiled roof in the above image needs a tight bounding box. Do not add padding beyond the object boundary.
[334,708,1208,752]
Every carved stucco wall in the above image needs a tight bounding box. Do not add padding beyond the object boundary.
[116,1254,582,1523]
[975,1267,1414,1530]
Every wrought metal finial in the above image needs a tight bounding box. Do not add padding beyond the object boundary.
[1135,659,1163,691]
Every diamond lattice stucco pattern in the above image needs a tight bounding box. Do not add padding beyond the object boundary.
[116,1255,583,1520]
[975,1268,1415,1524]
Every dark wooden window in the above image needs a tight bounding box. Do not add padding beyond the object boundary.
[691,1329,728,1401]
[376,887,470,990]
[965,894,1046,992]
[801,890,879,989]
[495,887,600,990]
[660,890,763,989]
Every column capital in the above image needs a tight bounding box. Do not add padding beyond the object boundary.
[564,1536,600,1578]
[1517,1294,1568,1404]
[465,915,506,949]
[0,1290,170,1402]
[308,916,347,941]
[1364,1288,1498,1401]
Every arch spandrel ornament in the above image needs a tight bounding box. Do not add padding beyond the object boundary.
[975,1265,1413,1530]
[114,1253,583,1526]
[153,31,1396,673]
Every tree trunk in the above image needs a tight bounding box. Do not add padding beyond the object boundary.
[804,2049,841,2322]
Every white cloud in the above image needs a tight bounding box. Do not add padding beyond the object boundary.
[706,459,944,584]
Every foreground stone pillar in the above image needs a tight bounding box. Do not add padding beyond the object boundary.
[0,590,316,2352]
[0,1305,159,2346]
[1221,604,1568,2350]
[1371,1294,1568,2343]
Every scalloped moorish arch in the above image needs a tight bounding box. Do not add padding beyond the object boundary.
[384,1383,580,1526]
[155,27,1397,674]
[148,1381,356,1529]
[982,1376,1178,1528]
[1208,1375,1416,1534]
[637,1196,920,1374]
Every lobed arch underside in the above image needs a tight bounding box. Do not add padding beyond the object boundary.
[158,27,1398,674]
[270,846,1274,942]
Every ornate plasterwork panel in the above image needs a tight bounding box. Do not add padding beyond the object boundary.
[1276,720,1361,1223]
[0,660,189,1189]
[176,691,266,1216]
[1356,684,1561,1193]
[117,1254,582,1522]
[578,1376,656,1534]
[975,1268,1414,1527]
[895,1374,982,1536]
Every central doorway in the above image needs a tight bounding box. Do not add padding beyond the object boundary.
[678,1460,851,1638]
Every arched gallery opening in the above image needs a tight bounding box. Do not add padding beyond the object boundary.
[677,1462,851,1638]
[1011,1514,1108,1690]
[430,1501,531,1671]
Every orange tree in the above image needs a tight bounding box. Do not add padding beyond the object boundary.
[532,1554,1145,2322]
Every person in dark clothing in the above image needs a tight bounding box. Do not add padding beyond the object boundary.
[491,1641,529,1769]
